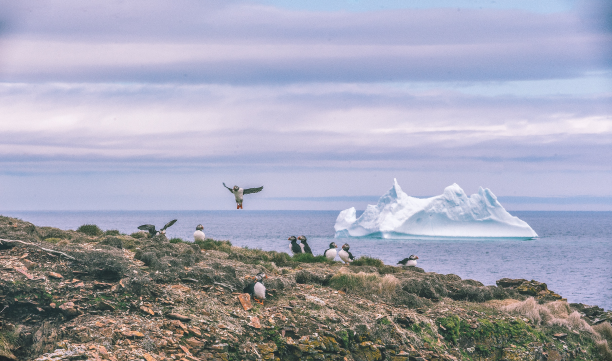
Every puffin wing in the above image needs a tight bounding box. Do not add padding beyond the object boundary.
[222,183,234,193]
[397,258,408,265]
[162,219,177,231]
[243,186,263,195]
[304,243,313,255]
[348,251,355,261]
[138,224,157,235]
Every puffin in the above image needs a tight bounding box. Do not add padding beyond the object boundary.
[223,183,264,209]
[194,224,205,242]
[324,242,338,261]
[289,236,303,255]
[138,219,177,237]
[338,243,355,264]
[397,255,419,267]
[243,272,267,305]
[298,235,312,255]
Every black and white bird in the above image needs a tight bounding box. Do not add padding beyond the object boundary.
[338,243,355,264]
[138,219,177,237]
[397,255,419,267]
[324,242,338,261]
[194,224,205,242]
[297,235,312,255]
[243,272,267,305]
[223,183,264,209]
[289,236,303,255]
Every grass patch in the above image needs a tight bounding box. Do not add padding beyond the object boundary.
[43,237,62,244]
[437,315,546,349]
[169,238,184,244]
[351,256,384,267]
[291,253,332,264]
[195,239,232,252]
[104,229,121,236]
[329,271,399,295]
[130,231,147,239]
[77,224,103,236]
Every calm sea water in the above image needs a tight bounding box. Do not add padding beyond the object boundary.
[4,210,611,311]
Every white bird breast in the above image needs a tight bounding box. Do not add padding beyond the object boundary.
[325,248,337,260]
[194,230,206,241]
[254,282,266,299]
[406,260,417,267]
[339,250,351,263]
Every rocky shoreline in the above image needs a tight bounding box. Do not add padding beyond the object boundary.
[1,215,611,361]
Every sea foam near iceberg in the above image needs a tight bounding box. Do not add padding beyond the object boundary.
[334,179,538,239]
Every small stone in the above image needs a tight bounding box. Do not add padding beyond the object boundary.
[238,293,252,311]
[185,338,205,348]
[121,330,145,339]
[166,313,192,322]
[143,353,155,361]
[553,333,568,338]
[48,272,63,279]
[15,267,33,280]
[249,316,262,329]
[211,343,228,352]
[140,306,155,316]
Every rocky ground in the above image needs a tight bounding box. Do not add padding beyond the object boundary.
[1,215,611,361]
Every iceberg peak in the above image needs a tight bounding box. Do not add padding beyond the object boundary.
[335,179,537,239]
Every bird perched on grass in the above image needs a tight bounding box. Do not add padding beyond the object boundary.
[289,236,302,255]
[324,242,338,261]
[398,255,419,267]
[338,243,355,264]
[298,235,312,255]
[223,183,264,209]
[243,272,267,305]
[194,224,205,242]
[138,219,177,237]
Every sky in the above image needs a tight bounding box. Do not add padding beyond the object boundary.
[0,0,611,211]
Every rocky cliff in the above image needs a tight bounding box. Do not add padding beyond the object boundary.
[1,215,611,361]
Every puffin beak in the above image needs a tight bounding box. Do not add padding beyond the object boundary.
[416,256,419,259]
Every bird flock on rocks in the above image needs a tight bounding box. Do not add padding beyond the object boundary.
[137,188,420,305]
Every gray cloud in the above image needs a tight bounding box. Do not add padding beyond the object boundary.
[0,1,610,83]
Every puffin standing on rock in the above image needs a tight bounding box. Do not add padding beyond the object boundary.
[338,243,355,264]
[398,255,419,267]
[298,236,312,255]
[193,224,205,242]
[324,242,338,261]
[223,183,264,209]
[243,272,267,305]
[289,236,303,255]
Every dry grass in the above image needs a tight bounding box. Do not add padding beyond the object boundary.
[329,269,400,295]
[594,323,612,361]
[503,298,612,360]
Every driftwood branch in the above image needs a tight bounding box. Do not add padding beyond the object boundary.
[0,238,77,261]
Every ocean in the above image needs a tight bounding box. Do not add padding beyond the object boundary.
[3,210,611,311]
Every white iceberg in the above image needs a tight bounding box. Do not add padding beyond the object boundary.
[335,179,537,239]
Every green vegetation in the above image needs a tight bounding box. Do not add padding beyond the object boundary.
[329,271,399,295]
[169,238,184,244]
[437,315,547,355]
[291,253,332,264]
[77,224,103,236]
[130,231,147,239]
[104,229,121,236]
[351,256,384,267]
[42,237,62,244]
[195,239,232,252]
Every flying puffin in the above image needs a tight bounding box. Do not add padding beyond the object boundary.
[338,243,355,264]
[243,272,267,305]
[138,219,177,237]
[194,224,205,242]
[289,236,303,255]
[397,255,419,267]
[297,235,312,255]
[223,183,264,209]
[324,242,338,261]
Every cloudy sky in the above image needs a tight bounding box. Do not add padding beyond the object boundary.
[0,0,611,211]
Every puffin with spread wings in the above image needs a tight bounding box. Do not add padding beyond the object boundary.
[137,219,177,237]
[223,183,264,209]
